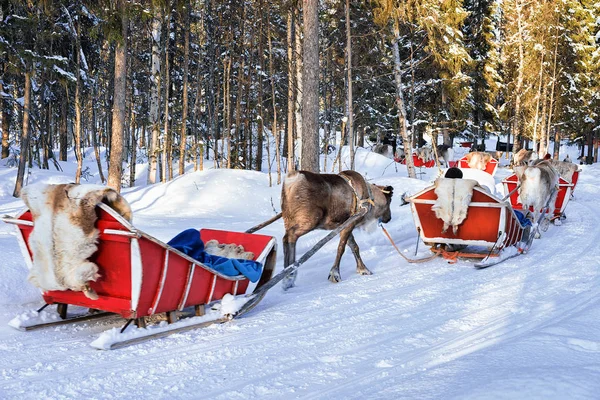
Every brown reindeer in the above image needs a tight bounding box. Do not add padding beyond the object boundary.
[281,170,393,290]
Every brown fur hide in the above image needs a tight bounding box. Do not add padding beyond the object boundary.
[204,239,254,260]
[20,183,132,299]
[465,151,492,170]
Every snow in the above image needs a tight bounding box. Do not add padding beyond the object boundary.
[0,143,599,398]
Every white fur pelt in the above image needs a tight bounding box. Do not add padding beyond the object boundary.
[432,178,479,234]
[204,240,254,260]
[20,183,132,300]
[516,161,559,216]
[465,151,492,170]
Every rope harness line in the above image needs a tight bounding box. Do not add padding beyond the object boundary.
[379,223,441,264]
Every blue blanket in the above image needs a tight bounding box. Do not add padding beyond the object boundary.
[513,210,533,227]
[167,229,263,282]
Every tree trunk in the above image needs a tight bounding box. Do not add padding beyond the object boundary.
[345,0,354,170]
[74,21,83,183]
[13,70,32,198]
[256,0,265,172]
[511,0,525,156]
[268,17,282,184]
[148,1,162,184]
[107,1,128,192]
[205,0,218,168]
[234,58,244,169]
[553,127,560,160]
[301,0,320,172]
[286,8,295,171]
[92,82,106,183]
[60,85,68,161]
[538,83,548,157]
[294,5,303,166]
[129,114,137,187]
[162,6,174,182]
[1,76,10,159]
[178,0,190,176]
[547,32,559,159]
[223,57,231,168]
[392,22,416,179]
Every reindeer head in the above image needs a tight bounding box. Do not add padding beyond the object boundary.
[370,185,394,224]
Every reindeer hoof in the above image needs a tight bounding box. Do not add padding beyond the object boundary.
[553,218,562,226]
[281,276,295,291]
[328,272,341,283]
[357,267,373,276]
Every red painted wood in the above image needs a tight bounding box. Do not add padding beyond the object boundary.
[411,186,524,250]
[457,156,499,176]
[15,207,276,319]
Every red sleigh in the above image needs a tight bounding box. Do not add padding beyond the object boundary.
[457,155,499,176]
[401,154,436,168]
[502,173,574,220]
[3,203,276,349]
[410,184,527,266]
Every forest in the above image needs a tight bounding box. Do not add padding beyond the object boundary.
[0,0,598,194]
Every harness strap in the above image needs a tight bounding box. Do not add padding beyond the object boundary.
[379,223,441,263]
[338,172,375,214]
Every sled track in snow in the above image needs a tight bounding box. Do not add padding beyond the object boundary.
[2,196,600,398]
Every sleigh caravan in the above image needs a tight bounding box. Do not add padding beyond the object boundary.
[410,178,528,267]
[457,154,499,176]
[3,203,277,350]
[502,172,576,223]
[401,153,436,168]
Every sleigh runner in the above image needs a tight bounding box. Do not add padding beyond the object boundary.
[3,202,277,349]
[410,181,528,265]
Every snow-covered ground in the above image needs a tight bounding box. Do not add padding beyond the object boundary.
[0,143,599,399]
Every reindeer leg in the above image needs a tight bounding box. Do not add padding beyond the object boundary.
[281,232,298,291]
[328,227,353,283]
[347,233,372,276]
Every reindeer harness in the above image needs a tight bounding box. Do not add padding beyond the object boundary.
[338,172,375,215]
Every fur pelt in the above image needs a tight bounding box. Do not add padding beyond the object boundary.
[20,183,132,300]
[432,178,479,234]
[465,151,492,170]
[204,239,254,260]
[515,161,559,215]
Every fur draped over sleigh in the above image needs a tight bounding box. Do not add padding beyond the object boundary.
[20,183,132,300]
[432,178,479,234]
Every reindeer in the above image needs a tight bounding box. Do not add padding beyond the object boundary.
[513,149,538,166]
[280,170,393,290]
[514,160,559,238]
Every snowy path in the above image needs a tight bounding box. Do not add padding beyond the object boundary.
[1,165,600,399]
